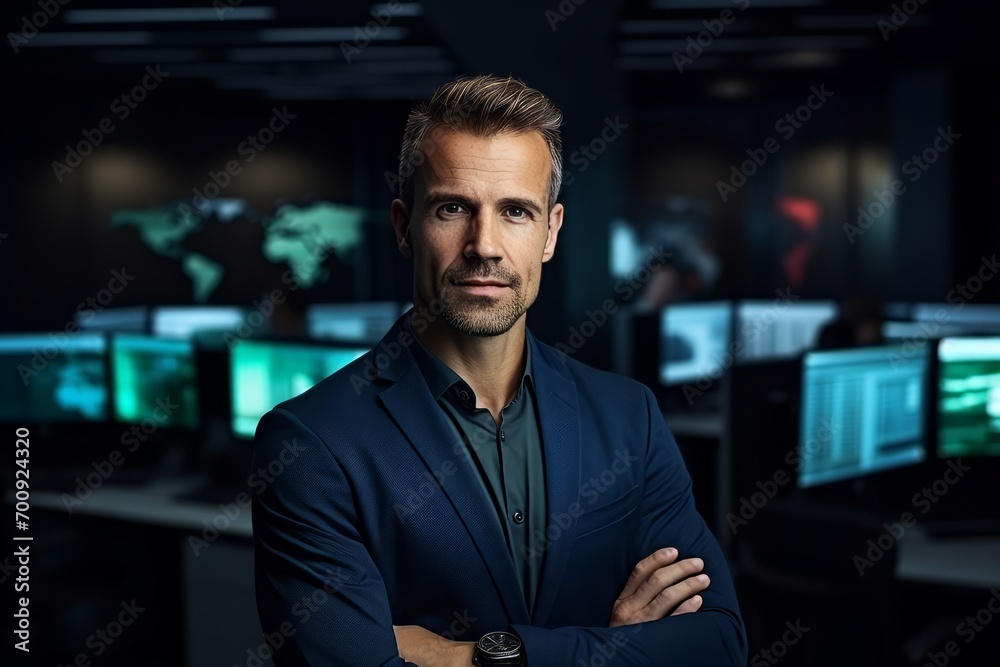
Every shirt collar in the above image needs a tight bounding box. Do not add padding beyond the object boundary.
[404,310,533,411]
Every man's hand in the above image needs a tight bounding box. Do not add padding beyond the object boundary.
[608,547,709,627]
[393,624,476,666]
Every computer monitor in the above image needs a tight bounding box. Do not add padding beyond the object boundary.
[913,303,1000,332]
[75,306,148,332]
[736,300,838,361]
[230,340,367,438]
[306,302,400,344]
[798,345,926,488]
[937,337,1000,457]
[883,302,912,321]
[151,306,246,339]
[111,334,199,429]
[882,321,974,341]
[659,302,732,385]
[0,333,109,423]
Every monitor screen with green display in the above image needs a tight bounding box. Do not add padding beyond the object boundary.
[937,337,1000,458]
[112,334,199,429]
[0,333,109,423]
[230,340,367,438]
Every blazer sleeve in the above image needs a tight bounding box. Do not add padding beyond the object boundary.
[251,407,411,667]
[510,385,748,666]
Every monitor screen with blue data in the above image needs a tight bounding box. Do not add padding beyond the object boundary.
[0,333,109,423]
[306,301,401,344]
[230,340,368,438]
[111,334,200,429]
[913,303,1000,330]
[152,306,246,338]
[798,345,926,488]
[937,337,1000,458]
[75,306,148,332]
[736,300,838,361]
[659,302,732,385]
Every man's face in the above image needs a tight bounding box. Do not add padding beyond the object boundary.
[392,129,563,336]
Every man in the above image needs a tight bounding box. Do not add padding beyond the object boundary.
[253,75,747,666]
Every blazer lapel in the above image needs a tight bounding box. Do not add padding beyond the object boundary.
[375,321,531,624]
[526,331,583,628]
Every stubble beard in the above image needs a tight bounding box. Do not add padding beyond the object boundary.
[439,264,529,336]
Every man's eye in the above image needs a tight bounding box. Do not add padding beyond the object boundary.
[439,203,464,215]
[506,207,529,219]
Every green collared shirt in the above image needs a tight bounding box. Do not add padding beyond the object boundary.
[404,313,547,614]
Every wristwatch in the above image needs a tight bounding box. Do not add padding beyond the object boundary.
[472,630,523,666]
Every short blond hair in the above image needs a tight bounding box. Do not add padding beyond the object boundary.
[397,74,564,212]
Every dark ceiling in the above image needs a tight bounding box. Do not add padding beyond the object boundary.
[3,0,986,105]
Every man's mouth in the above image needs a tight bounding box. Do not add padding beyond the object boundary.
[457,279,509,287]
[452,278,510,296]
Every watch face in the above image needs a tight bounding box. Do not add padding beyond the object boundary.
[477,631,521,656]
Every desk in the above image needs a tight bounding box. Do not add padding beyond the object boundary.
[28,476,252,537]
[665,412,725,439]
[14,480,264,667]
[897,525,1000,590]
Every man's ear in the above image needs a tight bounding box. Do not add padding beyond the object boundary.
[390,199,413,259]
[542,203,564,263]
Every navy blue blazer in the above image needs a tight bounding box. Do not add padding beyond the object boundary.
[252,312,747,666]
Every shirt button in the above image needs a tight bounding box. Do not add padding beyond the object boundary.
[500,430,506,442]
[458,390,469,403]
[512,511,524,525]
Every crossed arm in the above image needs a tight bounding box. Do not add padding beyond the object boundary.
[393,547,712,665]
[253,386,746,666]
[394,386,746,666]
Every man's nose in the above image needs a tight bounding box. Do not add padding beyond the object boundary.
[464,214,503,261]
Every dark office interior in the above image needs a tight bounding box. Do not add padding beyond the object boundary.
[2,0,999,665]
